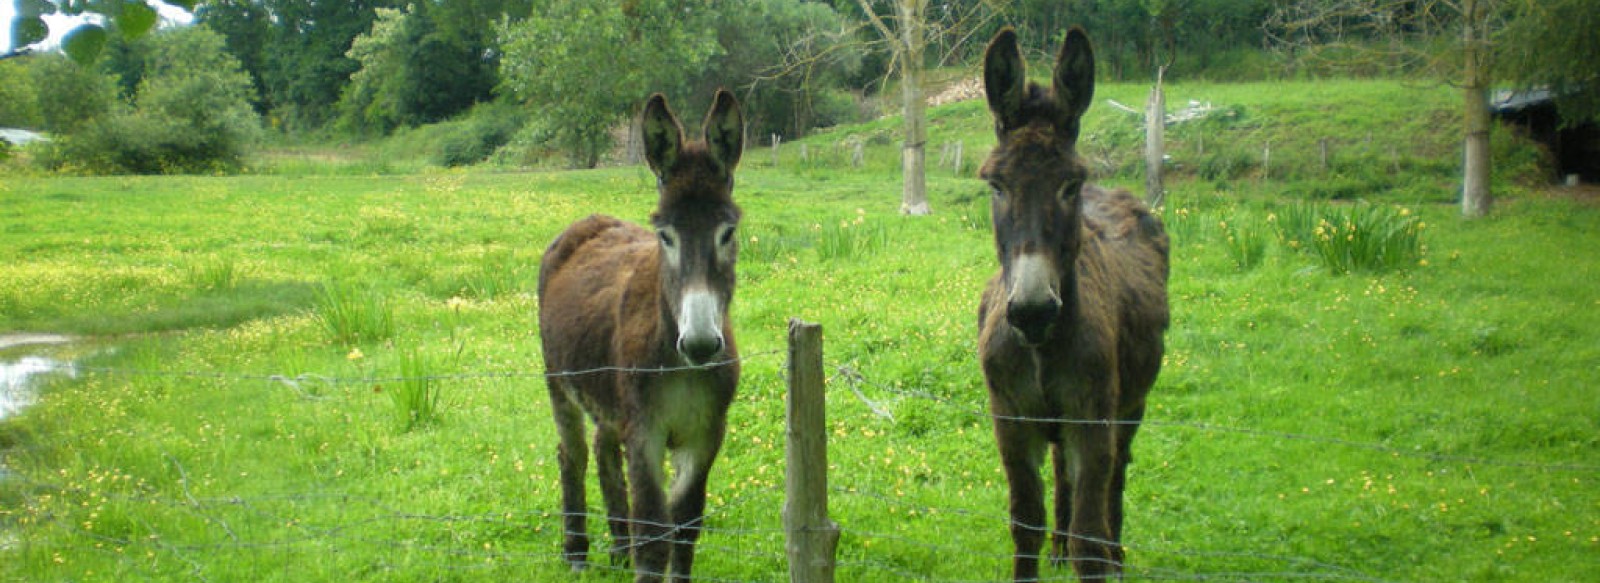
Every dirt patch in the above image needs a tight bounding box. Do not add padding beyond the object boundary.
[928,77,983,108]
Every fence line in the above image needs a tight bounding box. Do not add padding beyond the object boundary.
[835,365,1600,474]
[828,485,1387,583]
[20,349,784,388]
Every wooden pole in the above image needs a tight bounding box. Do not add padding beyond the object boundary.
[785,319,838,582]
[1144,66,1166,209]
[1263,140,1272,182]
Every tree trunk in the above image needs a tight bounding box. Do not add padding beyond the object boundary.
[898,0,931,216]
[1460,0,1493,218]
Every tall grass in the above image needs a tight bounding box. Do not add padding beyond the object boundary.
[1273,203,1424,274]
[313,280,395,344]
[816,212,889,260]
[390,347,443,431]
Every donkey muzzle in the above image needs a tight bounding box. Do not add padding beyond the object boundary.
[1006,253,1061,346]
[677,289,726,365]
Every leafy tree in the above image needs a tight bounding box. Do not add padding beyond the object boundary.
[0,59,44,128]
[1266,0,1504,217]
[498,0,720,168]
[195,0,273,114]
[28,53,118,133]
[336,6,410,134]
[42,26,260,173]
[698,0,857,138]
[192,0,394,131]
[336,1,527,135]
[1496,0,1600,125]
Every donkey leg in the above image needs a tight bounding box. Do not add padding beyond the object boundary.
[665,431,725,581]
[1049,442,1074,568]
[595,426,632,566]
[1065,422,1122,580]
[550,383,590,570]
[1110,404,1146,543]
[626,434,671,583]
[996,420,1047,582]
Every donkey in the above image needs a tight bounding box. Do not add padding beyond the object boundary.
[976,27,1170,582]
[537,90,744,583]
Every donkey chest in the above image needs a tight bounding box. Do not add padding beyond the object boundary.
[643,372,731,447]
[989,344,1111,419]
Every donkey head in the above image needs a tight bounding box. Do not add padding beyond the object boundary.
[980,27,1095,346]
[641,90,744,365]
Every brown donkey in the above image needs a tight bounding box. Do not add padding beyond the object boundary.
[976,28,1170,581]
[538,90,744,583]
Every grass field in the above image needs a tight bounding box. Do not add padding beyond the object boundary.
[2,79,1597,581]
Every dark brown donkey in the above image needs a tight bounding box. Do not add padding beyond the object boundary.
[538,90,744,583]
[976,27,1170,582]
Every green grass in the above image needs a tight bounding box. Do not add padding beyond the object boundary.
[2,80,1597,582]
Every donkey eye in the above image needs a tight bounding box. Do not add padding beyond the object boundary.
[717,226,736,247]
[658,230,677,248]
[1058,180,1083,200]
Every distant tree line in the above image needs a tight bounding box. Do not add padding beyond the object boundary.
[1,0,1593,174]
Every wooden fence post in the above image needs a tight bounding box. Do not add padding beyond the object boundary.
[1144,66,1167,208]
[771,134,782,167]
[785,318,838,583]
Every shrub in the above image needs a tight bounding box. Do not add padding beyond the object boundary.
[35,28,259,174]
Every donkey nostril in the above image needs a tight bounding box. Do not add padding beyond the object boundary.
[678,335,725,365]
[1006,299,1060,344]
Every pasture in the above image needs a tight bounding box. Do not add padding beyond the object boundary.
[2,79,1597,581]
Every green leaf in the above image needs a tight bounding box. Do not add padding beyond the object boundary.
[11,16,49,48]
[167,0,198,10]
[17,0,58,18]
[115,0,158,39]
[63,23,108,65]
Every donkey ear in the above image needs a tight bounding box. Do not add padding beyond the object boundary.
[703,89,744,171]
[1053,27,1096,123]
[983,27,1026,134]
[641,93,684,177]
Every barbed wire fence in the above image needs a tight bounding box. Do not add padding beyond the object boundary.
[4,324,1597,582]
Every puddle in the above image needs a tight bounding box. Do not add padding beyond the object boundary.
[2,356,75,421]
[0,335,77,421]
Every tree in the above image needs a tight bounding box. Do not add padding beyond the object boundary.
[498,0,719,168]
[705,0,858,139]
[0,59,44,128]
[195,0,273,114]
[1267,0,1505,218]
[848,0,1004,216]
[335,1,526,135]
[41,26,260,173]
[29,53,118,133]
[1496,0,1600,125]
[257,0,394,131]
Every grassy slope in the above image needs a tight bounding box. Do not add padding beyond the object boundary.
[1,80,1596,581]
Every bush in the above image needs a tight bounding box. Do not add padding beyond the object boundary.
[34,27,259,174]
[432,103,526,167]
